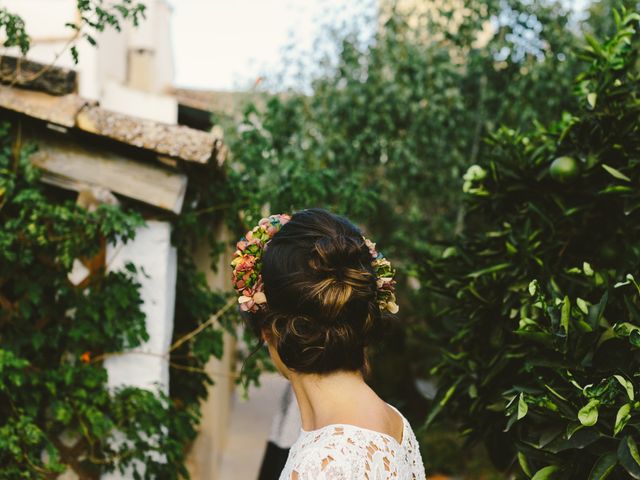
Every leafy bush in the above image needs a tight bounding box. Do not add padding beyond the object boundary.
[423,9,640,479]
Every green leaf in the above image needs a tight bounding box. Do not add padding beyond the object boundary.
[585,33,605,57]
[614,375,635,401]
[425,378,461,428]
[587,291,608,329]
[614,404,632,436]
[614,322,640,337]
[518,451,532,477]
[466,262,511,279]
[602,164,631,182]
[588,452,618,480]
[578,399,600,426]
[529,279,538,296]
[583,262,594,276]
[618,436,640,479]
[545,384,568,402]
[531,465,560,480]
[561,296,570,334]
[546,426,601,453]
[577,298,589,315]
[518,393,529,420]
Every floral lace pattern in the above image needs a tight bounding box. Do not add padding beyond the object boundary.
[279,406,426,480]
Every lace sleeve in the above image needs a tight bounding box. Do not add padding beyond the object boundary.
[287,447,350,480]
[403,424,427,480]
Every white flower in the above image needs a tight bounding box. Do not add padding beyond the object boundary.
[386,301,399,314]
[463,165,487,182]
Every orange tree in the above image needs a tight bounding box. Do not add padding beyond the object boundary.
[422,9,640,478]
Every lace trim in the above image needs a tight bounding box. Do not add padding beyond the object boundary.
[280,407,426,480]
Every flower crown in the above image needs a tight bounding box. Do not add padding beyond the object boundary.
[231,214,399,314]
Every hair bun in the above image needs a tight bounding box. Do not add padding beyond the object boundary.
[256,209,391,374]
[306,234,376,321]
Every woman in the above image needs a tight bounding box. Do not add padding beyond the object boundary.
[231,208,426,479]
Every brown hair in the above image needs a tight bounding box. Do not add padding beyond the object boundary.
[247,208,383,374]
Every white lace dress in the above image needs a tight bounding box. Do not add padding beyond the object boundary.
[279,405,426,480]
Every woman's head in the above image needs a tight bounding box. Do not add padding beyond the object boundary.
[245,208,385,375]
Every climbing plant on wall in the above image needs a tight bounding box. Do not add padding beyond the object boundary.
[0,125,189,478]
[0,128,238,479]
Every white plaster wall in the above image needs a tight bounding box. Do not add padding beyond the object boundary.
[95,28,129,95]
[104,220,176,394]
[2,0,76,39]
[153,1,176,93]
[100,221,176,480]
[102,80,178,124]
[127,0,175,93]
[128,1,158,51]
[1,1,102,100]
[2,0,175,101]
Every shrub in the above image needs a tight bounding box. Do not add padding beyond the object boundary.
[423,9,640,479]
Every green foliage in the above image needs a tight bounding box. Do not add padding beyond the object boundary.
[0,8,30,54]
[224,0,583,262]
[169,152,274,405]
[0,119,228,480]
[0,126,158,479]
[423,9,640,478]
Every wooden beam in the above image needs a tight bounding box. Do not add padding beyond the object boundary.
[0,56,77,95]
[30,134,188,214]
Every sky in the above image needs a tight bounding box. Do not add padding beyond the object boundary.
[168,0,373,91]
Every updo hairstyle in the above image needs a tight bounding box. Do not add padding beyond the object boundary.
[248,208,383,374]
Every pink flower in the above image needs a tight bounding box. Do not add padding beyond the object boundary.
[364,237,378,258]
[238,297,255,311]
[234,213,344,315]
[259,217,271,228]
[236,255,256,272]
[253,291,267,304]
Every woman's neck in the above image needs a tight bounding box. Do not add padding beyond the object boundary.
[289,369,380,431]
